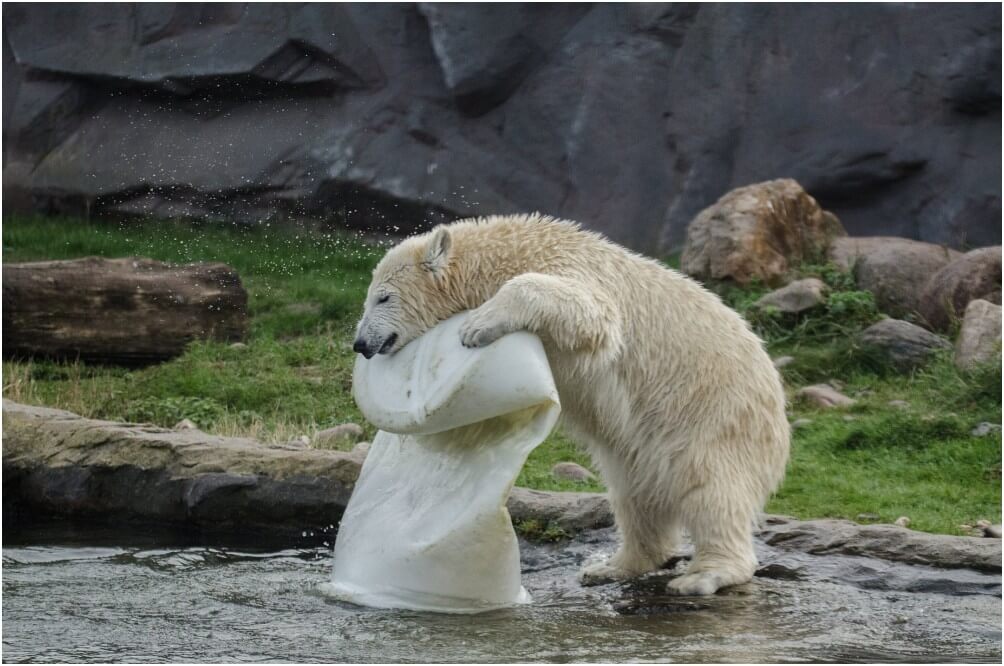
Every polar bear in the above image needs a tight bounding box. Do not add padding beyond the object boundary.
[353,214,789,595]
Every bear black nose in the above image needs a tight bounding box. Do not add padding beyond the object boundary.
[353,338,374,359]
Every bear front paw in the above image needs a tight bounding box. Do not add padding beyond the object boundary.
[459,312,510,348]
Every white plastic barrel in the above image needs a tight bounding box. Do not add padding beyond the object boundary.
[323,313,560,613]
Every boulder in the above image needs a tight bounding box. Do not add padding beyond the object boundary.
[754,278,828,314]
[506,487,614,533]
[5,399,1001,574]
[858,319,951,371]
[760,515,1001,573]
[919,247,1002,332]
[827,237,961,317]
[954,299,1002,369]
[2,401,361,536]
[796,384,856,408]
[680,179,846,286]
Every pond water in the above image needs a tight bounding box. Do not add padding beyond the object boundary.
[3,522,1000,663]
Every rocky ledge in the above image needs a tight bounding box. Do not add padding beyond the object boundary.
[4,400,1000,572]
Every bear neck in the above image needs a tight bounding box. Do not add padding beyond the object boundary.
[444,239,536,310]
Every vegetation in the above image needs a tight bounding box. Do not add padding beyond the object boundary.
[2,215,1000,532]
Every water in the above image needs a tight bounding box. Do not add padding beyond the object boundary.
[3,522,1000,663]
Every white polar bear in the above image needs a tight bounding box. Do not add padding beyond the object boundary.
[353,214,789,595]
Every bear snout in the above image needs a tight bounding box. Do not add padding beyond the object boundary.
[354,332,398,358]
[353,337,375,359]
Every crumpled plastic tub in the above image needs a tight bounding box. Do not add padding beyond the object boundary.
[322,313,561,613]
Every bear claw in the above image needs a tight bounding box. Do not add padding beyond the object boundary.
[459,318,508,348]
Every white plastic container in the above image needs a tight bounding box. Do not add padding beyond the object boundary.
[323,313,560,613]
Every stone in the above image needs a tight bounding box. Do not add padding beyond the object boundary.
[858,319,951,371]
[5,399,1001,575]
[887,400,910,409]
[229,342,248,350]
[760,515,1002,573]
[791,418,813,429]
[894,516,911,528]
[313,423,365,449]
[919,247,1002,332]
[796,384,856,408]
[975,519,991,530]
[985,525,1002,539]
[506,487,614,533]
[3,5,1001,254]
[857,513,881,522]
[827,237,961,317]
[680,180,845,286]
[551,461,596,483]
[173,418,197,431]
[754,278,828,314]
[970,422,1002,437]
[772,355,795,369]
[352,441,371,456]
[2,400,361,536]
[954,299,1002,370]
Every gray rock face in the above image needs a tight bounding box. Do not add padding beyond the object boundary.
[3,4,1001,255]
[919,247,1003,332]
[955,299,1003,369]
[828,237,961,317]
[755,278,828,314]
[859,318,951,370]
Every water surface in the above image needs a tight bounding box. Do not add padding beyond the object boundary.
[3,523,1000,662]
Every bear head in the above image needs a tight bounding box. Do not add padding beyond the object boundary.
[353,226,456,358]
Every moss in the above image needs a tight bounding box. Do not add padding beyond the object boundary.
[514,518,572,542]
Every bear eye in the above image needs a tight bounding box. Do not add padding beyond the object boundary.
[376,294,390,304]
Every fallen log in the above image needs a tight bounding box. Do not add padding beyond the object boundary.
[2,256,248,365]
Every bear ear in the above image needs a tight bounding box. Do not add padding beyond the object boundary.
[422,225,452,278]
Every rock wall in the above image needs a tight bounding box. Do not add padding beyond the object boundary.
[3,3,1001,254]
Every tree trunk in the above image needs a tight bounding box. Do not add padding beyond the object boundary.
[3,257,248,365]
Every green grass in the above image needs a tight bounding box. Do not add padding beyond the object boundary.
[3,215,1000,531]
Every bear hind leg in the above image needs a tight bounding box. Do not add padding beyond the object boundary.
[667,485,758,596]
[580,487,682,585]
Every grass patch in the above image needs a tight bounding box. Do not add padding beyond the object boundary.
[514,519,572,542]
[3,215,1000,530]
